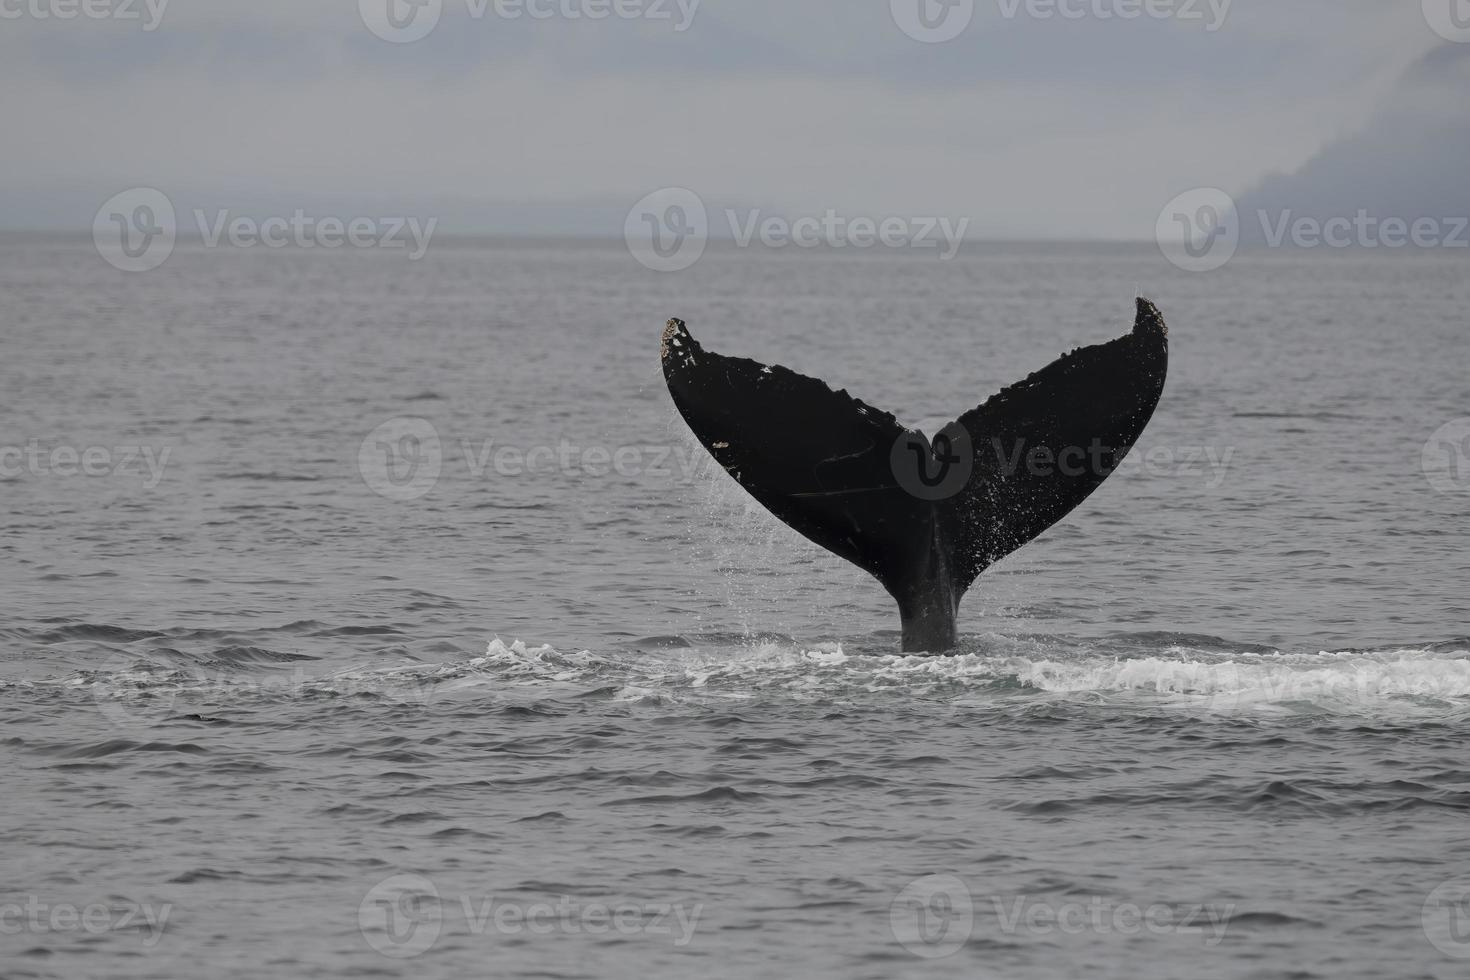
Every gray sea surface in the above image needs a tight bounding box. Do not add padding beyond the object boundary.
[2,235,1469,979]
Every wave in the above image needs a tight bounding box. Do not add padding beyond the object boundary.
[348,635,1470,717]
[28,632,1470,722]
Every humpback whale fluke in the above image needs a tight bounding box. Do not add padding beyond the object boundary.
[662,299,1170,653]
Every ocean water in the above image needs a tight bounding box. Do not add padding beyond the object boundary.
[2,235,1469,979]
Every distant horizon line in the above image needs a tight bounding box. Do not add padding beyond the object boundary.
[0,228,1157,246]
[6,230,1469,255]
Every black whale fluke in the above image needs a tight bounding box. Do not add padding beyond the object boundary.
[661,299,1169,653]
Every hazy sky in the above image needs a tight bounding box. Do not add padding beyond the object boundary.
[0,0,1457,238]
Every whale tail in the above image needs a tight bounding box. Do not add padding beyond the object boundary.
[661,299,1170,652]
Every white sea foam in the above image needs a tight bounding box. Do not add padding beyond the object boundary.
[1011,650,1470,710]
[46,637,1470,719]
[459,638,1470,715]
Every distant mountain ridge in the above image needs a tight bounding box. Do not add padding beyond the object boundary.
[1237,43,1470,245]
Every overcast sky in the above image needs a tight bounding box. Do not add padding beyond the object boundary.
[0,0,1457,239]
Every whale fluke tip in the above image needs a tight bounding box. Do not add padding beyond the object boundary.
[662,318,694,362]
[1134,297,1167,337]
